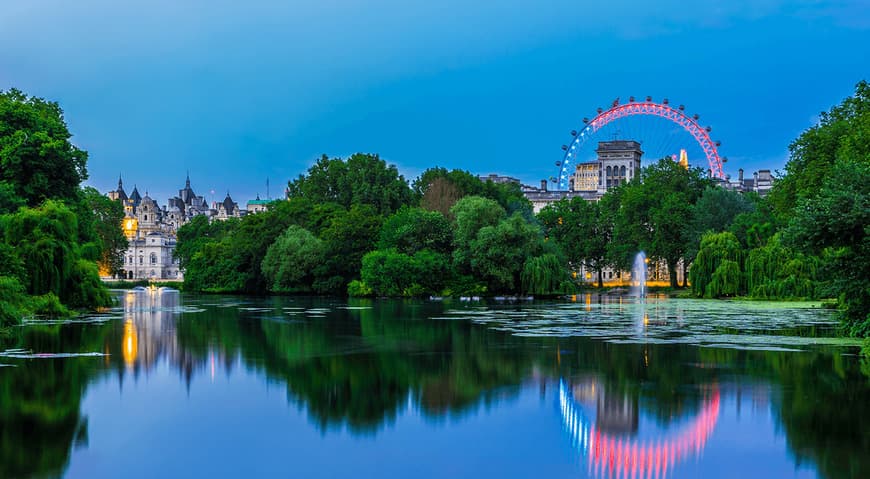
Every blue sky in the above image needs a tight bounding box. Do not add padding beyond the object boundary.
[1,0,868,204]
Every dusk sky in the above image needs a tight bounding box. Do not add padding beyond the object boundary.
[2,0,868,204]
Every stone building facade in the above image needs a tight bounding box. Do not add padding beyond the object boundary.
[107,174,244,280]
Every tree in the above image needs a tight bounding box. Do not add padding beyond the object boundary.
[685,187,755,262]
[521,254,570,295]
[0,200,109,308]
[469,214,546,292]
[538,197,611,288]
[450,196,506,274]
[651,193,693,288]
[420,176,463,216]
[786,156,869,334]
[261,225,324,293]
[689,231,743,298]
[378,207,453,255]
[80,187,127,277]
[360,248,451,296]
[609,158,712,285]
[315,204,383,293]
[0,89,88,206]
[287,153,413,215]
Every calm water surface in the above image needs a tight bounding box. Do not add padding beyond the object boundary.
[1,291,868,479]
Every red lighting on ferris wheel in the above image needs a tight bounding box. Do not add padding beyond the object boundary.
[558,99,726,188]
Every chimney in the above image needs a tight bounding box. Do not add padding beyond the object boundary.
[738,168,744,182]
[753,171,759,190]
[540,179,548,192]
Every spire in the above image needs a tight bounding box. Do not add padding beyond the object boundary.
[118,173,123,189]
[185,171,191,188]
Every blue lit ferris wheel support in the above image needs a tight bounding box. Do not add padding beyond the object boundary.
[556,97,725,190]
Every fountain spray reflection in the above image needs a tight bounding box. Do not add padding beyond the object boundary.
[559,379,720,479]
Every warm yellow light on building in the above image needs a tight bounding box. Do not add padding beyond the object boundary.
[122,217,138,239]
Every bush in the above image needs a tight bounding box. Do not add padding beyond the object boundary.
[29,293,70,318]
[347,280,374,297]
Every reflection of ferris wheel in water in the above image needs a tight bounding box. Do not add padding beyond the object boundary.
[554,97,727,190]
[558,379,720,479]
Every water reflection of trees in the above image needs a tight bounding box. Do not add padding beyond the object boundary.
[0,325,105,478]
[1,293,868,479]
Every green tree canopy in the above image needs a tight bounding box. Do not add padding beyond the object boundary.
[378,207,453,255]
[287,153,413,215]
[0,89,88,206]
[261,225,325,293]
[470,214,546,292]
[786,156,869,333]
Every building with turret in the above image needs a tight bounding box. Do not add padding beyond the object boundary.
[107,173,244,280]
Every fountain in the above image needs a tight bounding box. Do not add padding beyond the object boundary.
[631,252,647,298]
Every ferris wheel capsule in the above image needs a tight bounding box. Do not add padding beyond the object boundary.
[555,161,562,167]
[706,126,712,132]
[582,117,589,123]
[570,130,577,137]
[629,96,635,102]
[662,98,669,105]
[561,145,568,151]
[715,141,721,147]
[645,96,652,102]
[679,105,685,110]
[597,107,603,114]
[693,114,700,120]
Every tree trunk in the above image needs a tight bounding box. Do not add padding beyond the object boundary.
[668,261,678,289]
[597,267,603,289]
[681,261,688,288]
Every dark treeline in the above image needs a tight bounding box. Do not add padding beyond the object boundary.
[0,89,126,326]
[177,154,571,298]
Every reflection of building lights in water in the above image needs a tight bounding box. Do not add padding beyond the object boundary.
[558,380,720,479]
[122,319,138,366]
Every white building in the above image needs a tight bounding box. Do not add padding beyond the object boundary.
[107,174,243,280]
[120,231,183,280]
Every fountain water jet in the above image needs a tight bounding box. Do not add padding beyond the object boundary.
[631,252,647,298]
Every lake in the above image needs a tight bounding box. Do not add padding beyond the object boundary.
[1,290,868,479]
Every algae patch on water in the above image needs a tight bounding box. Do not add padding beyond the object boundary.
[440,297,861,351]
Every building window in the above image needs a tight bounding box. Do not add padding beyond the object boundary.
[139,256,143,265]
[150,253,157,264]
[144,215,148,221]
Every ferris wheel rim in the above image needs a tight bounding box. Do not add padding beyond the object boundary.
[557,99,725,190]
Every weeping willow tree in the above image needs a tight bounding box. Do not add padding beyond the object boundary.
[746,234,818,299]
[707,259,742,298]
[0,200,110,311]
[521,254,570,296]
[689,232,744,298]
